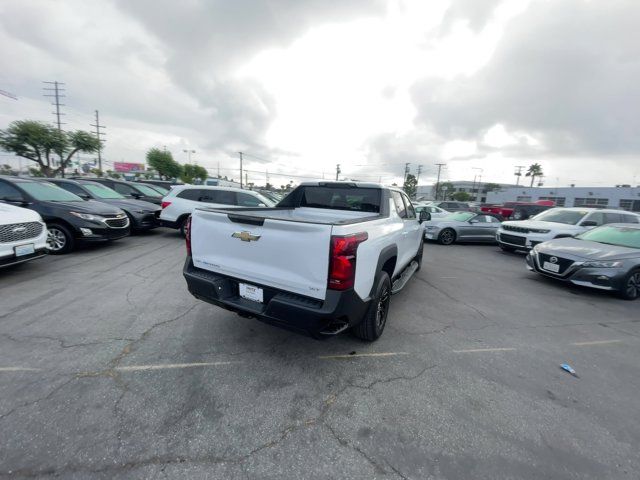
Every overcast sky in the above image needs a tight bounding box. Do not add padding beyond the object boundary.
[1,0,638,187]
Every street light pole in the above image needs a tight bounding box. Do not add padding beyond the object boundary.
[183,149,196,164]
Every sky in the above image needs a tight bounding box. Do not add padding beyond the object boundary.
[1,0,639,188]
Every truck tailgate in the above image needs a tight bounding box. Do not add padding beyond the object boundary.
[190,209,332,300]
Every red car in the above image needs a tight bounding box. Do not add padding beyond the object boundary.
[481,200,555,220]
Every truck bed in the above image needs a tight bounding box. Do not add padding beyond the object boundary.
[195,206,381,225]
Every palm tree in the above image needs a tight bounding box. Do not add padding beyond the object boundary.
[525,163,544,187]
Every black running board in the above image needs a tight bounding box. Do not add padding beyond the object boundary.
[391,261,419,294]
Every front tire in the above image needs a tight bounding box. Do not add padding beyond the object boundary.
[352,272,391,342]
[438,228,456,245]
[619,269,640,300]
[46,223,75,254]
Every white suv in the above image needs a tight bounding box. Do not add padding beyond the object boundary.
[497,207,640,251]
[1,203,48,268]
[160,185,275,235]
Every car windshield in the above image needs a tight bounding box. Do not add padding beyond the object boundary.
[19,182,83,202]
[576,225,640,249]
[147,185,169,195]
[531,209,588,225]
[134,184,162,197]
[443,211,475,222]
[83,183,125,199]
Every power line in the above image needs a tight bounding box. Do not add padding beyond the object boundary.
[89,110,106,171]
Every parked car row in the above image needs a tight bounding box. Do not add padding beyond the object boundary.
[420,205,640,300]
[0,176,279,267]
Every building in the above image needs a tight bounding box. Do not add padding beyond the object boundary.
[416,181,518,203]
[486,186,640,212]
[203,177,242,188]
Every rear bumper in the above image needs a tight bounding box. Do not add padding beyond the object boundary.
[183,258,370,336]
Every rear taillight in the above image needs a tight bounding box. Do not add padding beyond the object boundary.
[161,201,172,209]
[185,216,192,256]
[328,232,368,290]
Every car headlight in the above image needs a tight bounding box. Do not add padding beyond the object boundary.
[581,261,622,268]
[70,211,104,221]
[531,229,550,234]
[532,245,541,253]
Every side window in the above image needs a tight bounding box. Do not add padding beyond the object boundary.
[487,216,501,223]
[0,181,25,200]
[391,191,407,218]
[58,182,85,196]
[402,194,416,219]
[584,212,604,226]
[204,190,235,205]
[237,192,263,207]
[622,214,639,224]
[603,213,623,224]
[113,183,136,196]
[177,189,202,201]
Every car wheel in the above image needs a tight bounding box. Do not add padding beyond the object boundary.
[499,244,516,252]
[179,216,190,237]
[352,272,391,342]
[619,269,640,300]
[46,223,75,254]
[438,228,456,245]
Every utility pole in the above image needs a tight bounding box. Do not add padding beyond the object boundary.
[265,169,269,187]
[245,172,248,188]
[183,149,195,164]
[238,151,244,188]
[514,165,525,186]
[217,161,220,178]
[89,110,106,172]
[43,81,66,174]
[434,163,446,200]
[335,163,341,181]
[403,163,410,185]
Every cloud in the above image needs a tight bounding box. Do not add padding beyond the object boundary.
[411,0,640,157]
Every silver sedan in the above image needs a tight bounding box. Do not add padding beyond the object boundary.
[423,212,502,245]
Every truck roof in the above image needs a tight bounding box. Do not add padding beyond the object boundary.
[298,181,395,190]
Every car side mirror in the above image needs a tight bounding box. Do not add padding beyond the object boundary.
[78,193,91,200]
[419,211,431,223]
[131,192,142,199]
[581,220,598,227]
[258,203,266,207]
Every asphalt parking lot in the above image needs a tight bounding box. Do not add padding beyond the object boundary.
[1,231,639,479]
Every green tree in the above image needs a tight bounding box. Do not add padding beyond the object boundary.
[180,164,208,184]
[90,168,104,177]
[403,173,418,198]
[0,120,100,177]
[146,148,182,180]
[525,163,544,187]
[28,166,45,177]
[452,191,472,201]
[0,164,16,175]
[106,170,121,179]
[483,183,501,193]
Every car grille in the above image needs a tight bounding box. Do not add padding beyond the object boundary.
[104,216,129,228]
[500,233,526,246]
[0,222,44,243]
[538,253,574,274]
[503,224,531,234]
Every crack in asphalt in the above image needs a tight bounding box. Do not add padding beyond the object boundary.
[0,376,76,422]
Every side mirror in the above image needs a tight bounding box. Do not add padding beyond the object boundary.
[131,192,142,199]
[78,193,91,200]
[419,211,431,223]
[469,219,479,224]
[581,220,598,227]
[258,203,266,207]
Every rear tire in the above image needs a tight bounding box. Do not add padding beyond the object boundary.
[179,216,190,237]
[438,228,456,245]
[46,223,75,254]
[352,272,391,342]
[618,269,640,300]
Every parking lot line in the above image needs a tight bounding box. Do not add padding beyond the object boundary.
[318,352,410,360]
[114,361,235,372]
[0,367,41,372]
[571,340,623,346]
[452,347,517,353]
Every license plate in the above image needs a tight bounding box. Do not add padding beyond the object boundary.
[239,283,263,303]
[425,233,434,239]
[14,244,35,257]
[543,261,560,273]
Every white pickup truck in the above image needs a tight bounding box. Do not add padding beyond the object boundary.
[183,182,426,341]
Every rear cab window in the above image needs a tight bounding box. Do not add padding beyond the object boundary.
[298,186,381,213]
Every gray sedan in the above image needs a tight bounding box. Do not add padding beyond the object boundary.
[526,223,640,300]
[423,211,502,245]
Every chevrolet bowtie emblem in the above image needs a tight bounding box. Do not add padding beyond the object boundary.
[231,231,261,242]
